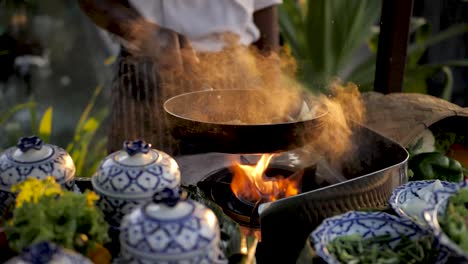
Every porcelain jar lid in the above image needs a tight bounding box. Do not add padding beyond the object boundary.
[91,140,181,200]
[120,188,222,262]
[0,136,76,192]
[4,241,92,264]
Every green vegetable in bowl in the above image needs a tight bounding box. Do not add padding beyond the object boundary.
[409,152,464,182]
[440,188,468,252]
[327,234,438,264]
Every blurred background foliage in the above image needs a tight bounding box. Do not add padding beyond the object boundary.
[279,0,468,100]
[0,0,112,176]
[0,85,108,177]
[279,0,382,91]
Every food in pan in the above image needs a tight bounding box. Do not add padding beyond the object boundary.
[327,234,438,264]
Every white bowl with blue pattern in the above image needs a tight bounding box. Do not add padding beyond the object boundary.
[311,211,448,264]
[120,188,226,264]
[423,181,468,261]
[389,180,459,226]
[0,136,76,217]
[91,140,181,227]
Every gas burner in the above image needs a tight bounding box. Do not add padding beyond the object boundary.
[197,165,317,228]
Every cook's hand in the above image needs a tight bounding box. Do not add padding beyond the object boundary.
[126,21,198,72]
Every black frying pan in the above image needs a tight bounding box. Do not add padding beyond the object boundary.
[164,89,328,154]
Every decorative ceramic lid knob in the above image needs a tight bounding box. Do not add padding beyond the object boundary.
[123,140,151,156]
[91,139,181,226]
[120,188,225,263]
[0,136,76,192]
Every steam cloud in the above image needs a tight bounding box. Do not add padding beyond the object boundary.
[159,36,366,182]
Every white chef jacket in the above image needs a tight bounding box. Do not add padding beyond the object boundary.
[128,0,282,52]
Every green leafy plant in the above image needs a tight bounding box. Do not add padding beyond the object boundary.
[38,106,52,142]
[4,177,109,255]
[0,85,108,177]
[279,0,468,96]
[66,85,108,177]
[0,102,36,126]
[0,101,37,147]
[279,0,381,91]
[352,21,468,98]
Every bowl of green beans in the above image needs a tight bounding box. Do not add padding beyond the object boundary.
[311,211,448,264]
[423,181,468,262]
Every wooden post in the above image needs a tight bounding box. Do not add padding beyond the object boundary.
[374,0,414,93]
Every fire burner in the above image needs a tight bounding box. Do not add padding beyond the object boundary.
[197,162,317,229]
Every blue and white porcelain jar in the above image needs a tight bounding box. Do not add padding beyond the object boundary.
[4,241,92,264]
[92,140,181,227]
[120,188,226,264]
[0,136,76,216]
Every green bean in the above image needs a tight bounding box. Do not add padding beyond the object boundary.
[440,189,468,253]
[326,234,438,264]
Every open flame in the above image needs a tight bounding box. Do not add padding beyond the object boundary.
[230,154,303,203]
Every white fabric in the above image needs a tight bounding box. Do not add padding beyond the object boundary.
[129,0,282,52]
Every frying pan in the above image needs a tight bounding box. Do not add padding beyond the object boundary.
[164,89,328,154]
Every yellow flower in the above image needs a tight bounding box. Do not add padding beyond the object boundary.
[15,193,28,208]
[45,176,57,183]
[42,178,63,197]
[12,177,63,208]
[85,191,99,207]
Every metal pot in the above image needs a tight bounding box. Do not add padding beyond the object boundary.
[164,89,328,154]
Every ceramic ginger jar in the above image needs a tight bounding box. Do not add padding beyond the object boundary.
[0,136,76,216]
[120,188,226,264]
[5,241,92,264]
[91,140,181,227]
